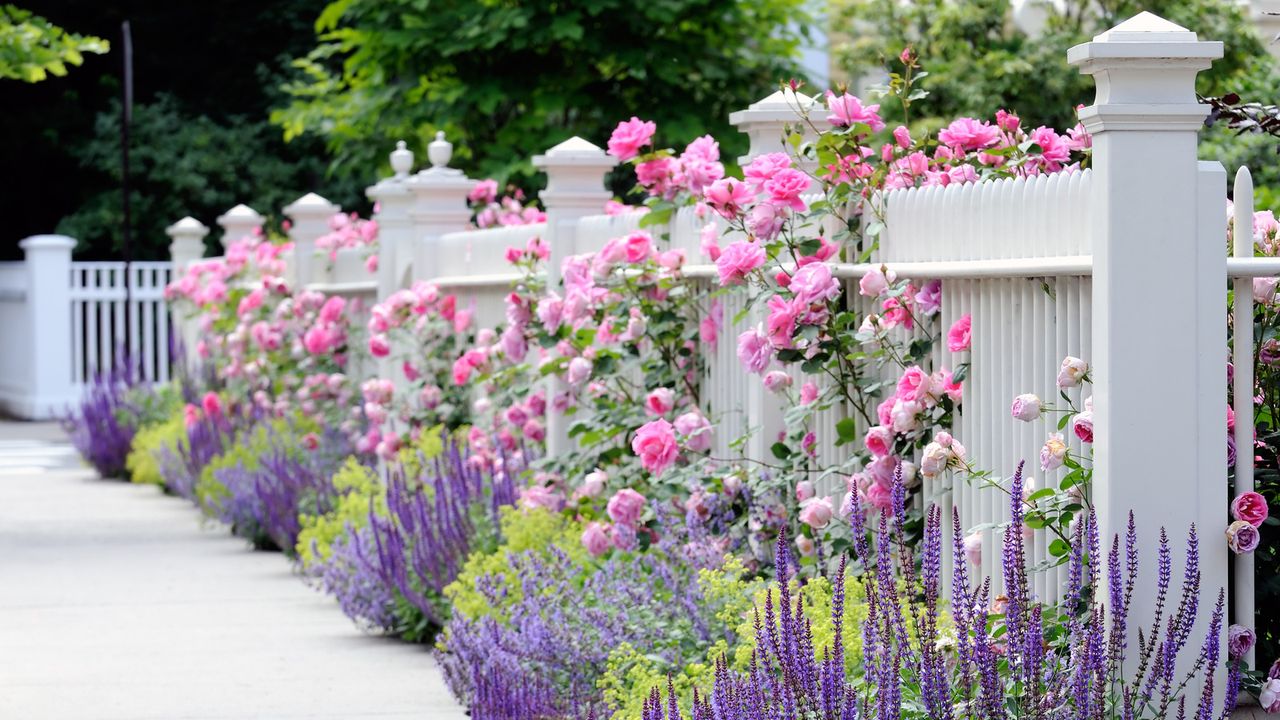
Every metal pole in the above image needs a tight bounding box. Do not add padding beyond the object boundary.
[121,20,133,376]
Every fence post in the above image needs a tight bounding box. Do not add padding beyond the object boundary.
[1069,11,1226,684]
[407,132,475,282]
[215,204,264,251]
[533,137,617,457]
[730,91,817,464]
[283,193,340,290]
[165,216,209,270]
[728,88,819,170]
[368,141,417,301]
[20,235,76,419]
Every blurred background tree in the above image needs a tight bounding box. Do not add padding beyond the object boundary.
[1,4,108,82]
[271,0,813,191]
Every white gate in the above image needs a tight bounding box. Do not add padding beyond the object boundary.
[69,261,174,392]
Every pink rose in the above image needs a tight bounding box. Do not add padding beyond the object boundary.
[607,488,647,526]
[963,532,983,567]
[607,117,656,161]
[763,370,792,393]
[789,262,841,306]
[201,392,222,417]
[858,267,896,298]
[765,295,798,349]
[795,480,815,503]
[522,419,545,442]
[369,333,391,358]
[519,485,563,511]
[737,328,773,374]
[896,366,932,403]
[1254,277,1278,304]
[623,232,653,263]
[865,480,893,512]
[1072,411,1094,443]
[674,411,712,452]
[632,419,679,474]
[1010,394,1042,422]
[947,314,972,352]
[938,117,1000,152]
[645,388,676,416]
[581,522,611,556]
[704,178,754,218]
[747,203,785,241]
[864,425,893,457]
[1228,624,1256,660]
[1260,679,1280,714]
[795,534,816,556]
[1057,356,1089,388]
[743,152,792,188]
[580,469,607,498]
[1040,432,1067,471]
[825,91,885,131]
[716,241,766,286]
[763,168,811,212]
[799,496,834,529]
[1228,520,1260,554]
[1232,491,1269,527]
[893,125,912,149]
[800,382,819,405]
[567,356,592,387]
[319,295,346,324]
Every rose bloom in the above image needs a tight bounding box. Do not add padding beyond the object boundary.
[795,534,816,556]
[1227,624,1255,660]
[947,314,972,352]
[896,366,933,404]
[704,177,754,218]
[800,382,819,405]
[865,425,894,458]
[623,231,653,263]
[645,387,676,416]
[789,262,841,306]
[606,488,647,526]
[825,91,885,131]
[1227,520,1260,554]
[579,469,608,498]
[1231,490,1269,527]
[799,496,834,529]
[581,521,611,557]
[607,116,656,161]
[519,485,563,511]
[763,370,792,393]
[743,152,792,188]
[1040,432,1068,471]
[737,328,773,374]
[1072,410,1094,443]
[859,267,896,298]
[763,168,812,212]
[963,532,983,567]
[1010,393,1043,422]
[632,419,679,474]
[716,240,766,286]
[938,117,1001,152]
[920,442,951,479]
[674,410,713,452]
[1057,356,1089,388]
[795,480,816,503]
[1261,679,1280,714]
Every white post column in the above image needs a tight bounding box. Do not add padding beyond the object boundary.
[215,204,264,251]
[283,193,340,290]
[730,90,817,464]
[21,235,76,419]
[367,141,417,300]
[1069,11,1226,688]
[532,137,616,457]
[165,216,209,270]
[407,132,475,282]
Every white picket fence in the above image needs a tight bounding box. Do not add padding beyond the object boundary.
[147,11,1254,687]
[69,261,174,390]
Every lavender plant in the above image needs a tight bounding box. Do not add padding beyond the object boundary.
[640,462,1238,720]
[64,364,141,478]
[316,524,400,632]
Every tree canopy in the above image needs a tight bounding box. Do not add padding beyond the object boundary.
[0,4,108,82]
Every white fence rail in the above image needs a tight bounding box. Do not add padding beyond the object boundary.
[69,261,174,391]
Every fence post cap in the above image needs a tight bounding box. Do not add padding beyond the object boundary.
[19,234,76,250]
[216,203,264,226]
[165,216,210,238]
[283,192,339,218]
[390,140,414,178]
[532,136,617,170]
[728,87,817,125]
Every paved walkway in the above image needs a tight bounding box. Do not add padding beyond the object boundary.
[0,421,466,719]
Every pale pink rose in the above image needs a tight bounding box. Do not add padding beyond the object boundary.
[947,314,972,352]
[795,480,815,503]
[704,178,754,219]
[795,534,816,556]
[938,117,1000,151]
[763,168,811,212]
[800,382,819,405]
[865,481,893,512]
[858,267,896,298]
[645,388,676,416]
[582,522,611,556]
[1072,411,1094,443]
[1228,624,1255,660]
[623,232,653,263]
[1040,432,1068,471]
[825,91,885,131]
[1227,520,1260,553]
[1254,277,1278,304]
[896,366,932,403]
[607,488,647,526]
[864,426,893,457]
[747,203,785,241]
[716,241,766,286]
[674,411,713,452]
[607,117,656,161]
[700,223,722,260]
[743,152,792,188]
[581,469,608,498]
[737,328,773,374]
[789,262,841,306]
[963,532,983,567]
[1260,679,1280,713]
[522,419,546,442]
[566,356,592,387]
[914,279,942,315]
[763,370,792,393]
[920,442,951,479]
[799,496,834,529]
[519,485,563,511]
[1057,356,1089,388]
[632,419,679,474]
[419,385,442,409]
[890,398,923,434]
[1010,394,1042,422]
[1232,491,1269,527]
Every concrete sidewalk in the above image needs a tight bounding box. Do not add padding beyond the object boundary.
[0,422,466,719]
